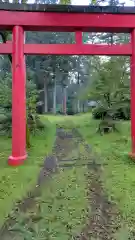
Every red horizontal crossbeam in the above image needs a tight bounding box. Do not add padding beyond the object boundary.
[24,43,131,55]
[0,10,135,32]
[0,43,131,56]
[0,43,12,54]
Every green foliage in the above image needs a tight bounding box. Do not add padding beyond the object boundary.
[0,112,12,136]
[92,105,130,120]
[87,57,130,120]
[26,122,31,148]
[91,0,97,4]
[26,70,38,115]
[59,0,71,3]
[0,73,12,107]
[0,71,45,147]
[92,106,107,120]
[0,73,12,135]
[26,74,45,136]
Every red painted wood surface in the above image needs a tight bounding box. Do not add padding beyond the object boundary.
[24,44,131,55]
[75,32,82,44]
[8,26,27,166]
[0,43,131,55]
[130,29,135,157]
[0,11,135,32]
[0,43,12,54]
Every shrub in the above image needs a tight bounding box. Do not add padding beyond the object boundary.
[92,105,130,120]
[92,106,107,120]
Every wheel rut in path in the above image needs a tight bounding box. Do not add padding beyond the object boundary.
[0,128,120,240]
[79,161,120,240]
[71,129,121,240]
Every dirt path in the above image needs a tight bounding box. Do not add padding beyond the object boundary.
[72,129,121,240]
[0,128,120,240]
[80,154,120,240]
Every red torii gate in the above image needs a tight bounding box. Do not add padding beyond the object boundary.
[0,4,135,165]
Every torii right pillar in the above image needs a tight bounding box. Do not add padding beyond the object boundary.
[130,29,135,159]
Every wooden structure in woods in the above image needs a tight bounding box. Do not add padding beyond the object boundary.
[0,3,135,165]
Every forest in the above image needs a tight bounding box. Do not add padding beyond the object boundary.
[0,8,131,137]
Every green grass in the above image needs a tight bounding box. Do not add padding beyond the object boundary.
[41,114,135,235]
[0,121,56,227]
[2,123,89,240]
[16,167,88,240]
[74,116,135,229]
[43,113,135,234]
[45,113,135,235]
[0,115,89,239]
[39,168,88,239]
[40,113,89,126]
[2,113,135,237]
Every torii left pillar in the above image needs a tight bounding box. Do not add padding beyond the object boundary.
[8,26,27,166]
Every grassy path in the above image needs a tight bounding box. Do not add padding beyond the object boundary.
[1,113,135,239]
[0,128,88,239]
[77,117,135,239]
[0,125,124,240]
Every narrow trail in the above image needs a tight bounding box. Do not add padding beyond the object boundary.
[80,156,120,240]
[72,129,121,240]
[0,128,120,240]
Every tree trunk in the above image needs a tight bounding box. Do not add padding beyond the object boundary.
[77,69,80,113]
[77,99,80,113]
[53,77,56,114]
[83,102,85,113]
[44,81,48,113]
[63,86,67,115]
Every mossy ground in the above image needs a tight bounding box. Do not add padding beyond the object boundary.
[0,120,55,228]
[1,114,135,239]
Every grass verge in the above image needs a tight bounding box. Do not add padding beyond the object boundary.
[75,115,135,234]
[0,121,56,228]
